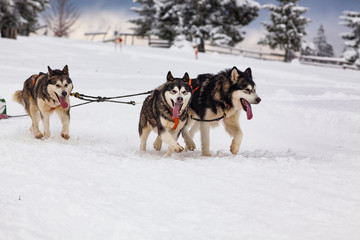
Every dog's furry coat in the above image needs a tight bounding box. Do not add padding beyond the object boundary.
[13,65,73,140]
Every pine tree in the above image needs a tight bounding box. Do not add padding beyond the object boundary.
[131,0,260,46]
[313,24,334,57]
[339,10,360,65]
[0,0,48,36]
[0,0,16,29]
[15,0,49,36]
[259,0,310,62]
[130,0,157,36]
[209,0,260,46]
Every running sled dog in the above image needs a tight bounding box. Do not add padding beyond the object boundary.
[182,66,261,156]
[13,65,73,140]
[138,71,193,155]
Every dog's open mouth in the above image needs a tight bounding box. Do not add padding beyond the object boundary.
[55,93,69,109]
[240,98,253,120]
[171,99,183,120]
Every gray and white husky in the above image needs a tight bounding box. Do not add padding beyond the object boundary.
[182,66,261,156]
[13,65,73,140]
[138,71,193,155]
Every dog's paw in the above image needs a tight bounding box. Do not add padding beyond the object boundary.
[61,132,70,140]
[34,132,43,139]
[172,143,184,153]
[153,137,162,151]
[185,141,196,151]
[44,132,51,139]
[202,150,211,156]
[230,143,240,155]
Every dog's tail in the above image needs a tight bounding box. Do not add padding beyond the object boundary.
[13,90,24,106]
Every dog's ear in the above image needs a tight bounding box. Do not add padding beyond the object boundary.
[244,67,252,77]
[167,71,174,82]
[62,65,69,76]
[230,66,239,84]
[47,66,53,77]
[183,72,189,82]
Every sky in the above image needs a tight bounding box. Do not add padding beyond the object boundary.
[69,0,360,57]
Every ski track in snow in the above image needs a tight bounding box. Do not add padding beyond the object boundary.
[1,36,360,240]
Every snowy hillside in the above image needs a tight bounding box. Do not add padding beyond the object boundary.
[1,36,360,240]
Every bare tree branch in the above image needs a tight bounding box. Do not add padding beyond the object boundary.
[43,0,79,37]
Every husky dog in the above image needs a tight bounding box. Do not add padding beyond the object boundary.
[13,65,73,140]
[182,66,261,156]
[139,71,193,155]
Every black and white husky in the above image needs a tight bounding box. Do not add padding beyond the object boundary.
[13,65,73,140]
[182,66,261,156]
[138,71,193,155]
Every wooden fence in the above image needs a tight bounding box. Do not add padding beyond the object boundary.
[204,44,285,61]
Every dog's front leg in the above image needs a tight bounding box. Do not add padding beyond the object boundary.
[223,112,243,155]
[153,136,162,151]
[160,130,184,155]
[41,112,51,139]
[200,122,211,156]
[57,108,70,140]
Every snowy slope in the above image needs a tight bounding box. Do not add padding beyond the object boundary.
[0,36,360,240]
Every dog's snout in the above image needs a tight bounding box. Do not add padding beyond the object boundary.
[62,91,67,97]
[256,97,261,104]
[177,97,183,103]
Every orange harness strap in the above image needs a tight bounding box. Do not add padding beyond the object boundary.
[32,74,40,85]
[172,118,179,131]
[189,79,199,93]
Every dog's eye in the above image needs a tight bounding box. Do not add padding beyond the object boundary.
[171,90,177,94]
[244,89,251,94]
[182,91,188,95]
[64,84,68,88]
[56,84,61,88]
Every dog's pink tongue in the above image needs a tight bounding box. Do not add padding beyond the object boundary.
[172,102,181,119]
[245,101,253,120]
[59,97,68,109]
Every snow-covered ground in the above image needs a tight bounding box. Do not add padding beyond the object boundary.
[1,36,359,240]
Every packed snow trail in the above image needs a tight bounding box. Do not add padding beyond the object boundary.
[1,37,359,240]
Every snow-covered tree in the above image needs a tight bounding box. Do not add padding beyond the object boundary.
[130,0,157,36]
[15,0,49,36]
[0,0,48,36]
[339,10,360,65]
[131,0,260,46]
[301,39,316,56]
[313,24,334,57]
[0,0,17,29]
[259,0,310,62]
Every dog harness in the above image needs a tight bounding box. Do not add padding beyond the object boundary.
[172,118,179,130]
[32,74,40,85]
[189,79,199,93]
[188,104,231,122]
[32,73,57,110]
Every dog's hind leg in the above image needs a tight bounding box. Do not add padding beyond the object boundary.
[223,112,243,155]
[183,120,196,151]
[200,122,211,156]
[140,124,152,151]
[57,108,70,140]
[28,99,43,139]
[189,121,200,138]
[153,136,162,151]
